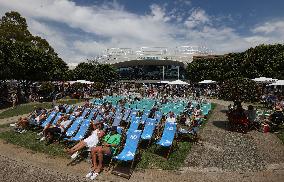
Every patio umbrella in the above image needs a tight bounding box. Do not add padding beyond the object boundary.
[199,80,216,84]
[168,80,189,85]
[252,77,277,83]
[268,80,284,86]
[158,80,171,84]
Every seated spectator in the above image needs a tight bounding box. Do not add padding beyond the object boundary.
[65,122,105,157]
[29,109,47,126]
[166,112,176,123]
[245,105,256,125]
[15,117,29,129]
[87,126,121,179]
[73,107,83,117]
[269,106,284,132]
[43,114,71,143]
[57,104,66,113]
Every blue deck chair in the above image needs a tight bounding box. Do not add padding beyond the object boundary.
[41,111,57,128]
[67,119,91,142]
[128,117,140,131]
[156,122,177,159]
[87,108,97,120]
[126,109,139,123]
[81,108,90,118]
[122,109,131,121]
[51,112,62,125]
[93,113,103,123]
[65,105,72,114]
[141,118,157,145]
[111,129,142,179]
[155,111,162,123]
[65,117,84,138]
[112,114,123,127]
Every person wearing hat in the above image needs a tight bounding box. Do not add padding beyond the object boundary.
[269,106,284,132]
[87,126,121,180]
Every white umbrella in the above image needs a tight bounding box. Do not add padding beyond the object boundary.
[158,80,171,84]
[268,80,284,86]
[252,77,277,83]
[199,80,216,84]
[168,80,189,85]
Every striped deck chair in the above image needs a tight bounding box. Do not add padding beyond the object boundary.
[111,129,142,179]
[87,108,97,120]
[65,105,72,114]
[65,117,84,138]
[41,111,57,128]
[81,108,90,118]
[156,122,177,159]
[128,117,140,132]
[141,118,157,146]
[51,112,62,125]
[122,109,131,121]
[112,113,123,127]
[67,119,91,142]
[155,111,162,123]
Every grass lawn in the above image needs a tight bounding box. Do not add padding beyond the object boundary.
[0,99,84,119]
[0,128,67,158]
[57,98,85,105]
[0,102,52,119]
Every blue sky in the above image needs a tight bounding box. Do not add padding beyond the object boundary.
[0,0,284,64]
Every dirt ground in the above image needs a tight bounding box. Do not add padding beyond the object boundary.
[0,102,284,182]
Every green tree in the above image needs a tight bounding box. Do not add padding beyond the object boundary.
[0,11,69,81]
[219,77,261,102]
[72,61,118,83]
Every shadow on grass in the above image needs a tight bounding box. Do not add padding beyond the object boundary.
[212,120,230,131]
[0,129,67,158]
[220,109,228,113]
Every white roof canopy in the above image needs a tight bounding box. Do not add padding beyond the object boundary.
[268,80,284,86]
[168,80,189,85]
[252,77,278,82]
[158,80,171,84]
[68,80,94,84]
[199,80,216,84]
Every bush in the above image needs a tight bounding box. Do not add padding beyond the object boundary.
[38,82,54,98]
[219,77,261,102]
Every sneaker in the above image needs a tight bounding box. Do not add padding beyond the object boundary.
[37,132,43,136]
[20,129,27,134]
[85,171,93,178]
[40,137,46,141]
[10,123,16,127]
[71,151,79,159]
[90,172,99,180]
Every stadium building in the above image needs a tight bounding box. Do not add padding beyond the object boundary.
[97,46,211,81]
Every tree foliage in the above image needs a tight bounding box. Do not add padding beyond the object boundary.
[0,11,68,81]
[219,77,261,102]
[186,44,284,82]
[71,61,118,83]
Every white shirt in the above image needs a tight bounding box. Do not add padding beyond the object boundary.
[60,120,72,132]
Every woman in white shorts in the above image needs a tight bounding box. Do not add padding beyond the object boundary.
[66,122,105,155]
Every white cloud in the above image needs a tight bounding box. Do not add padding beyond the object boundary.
[184,8,210,29]
[251,20,284,35]
[0,0,283,63]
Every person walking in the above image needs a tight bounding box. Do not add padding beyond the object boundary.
[11,92,18,108]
